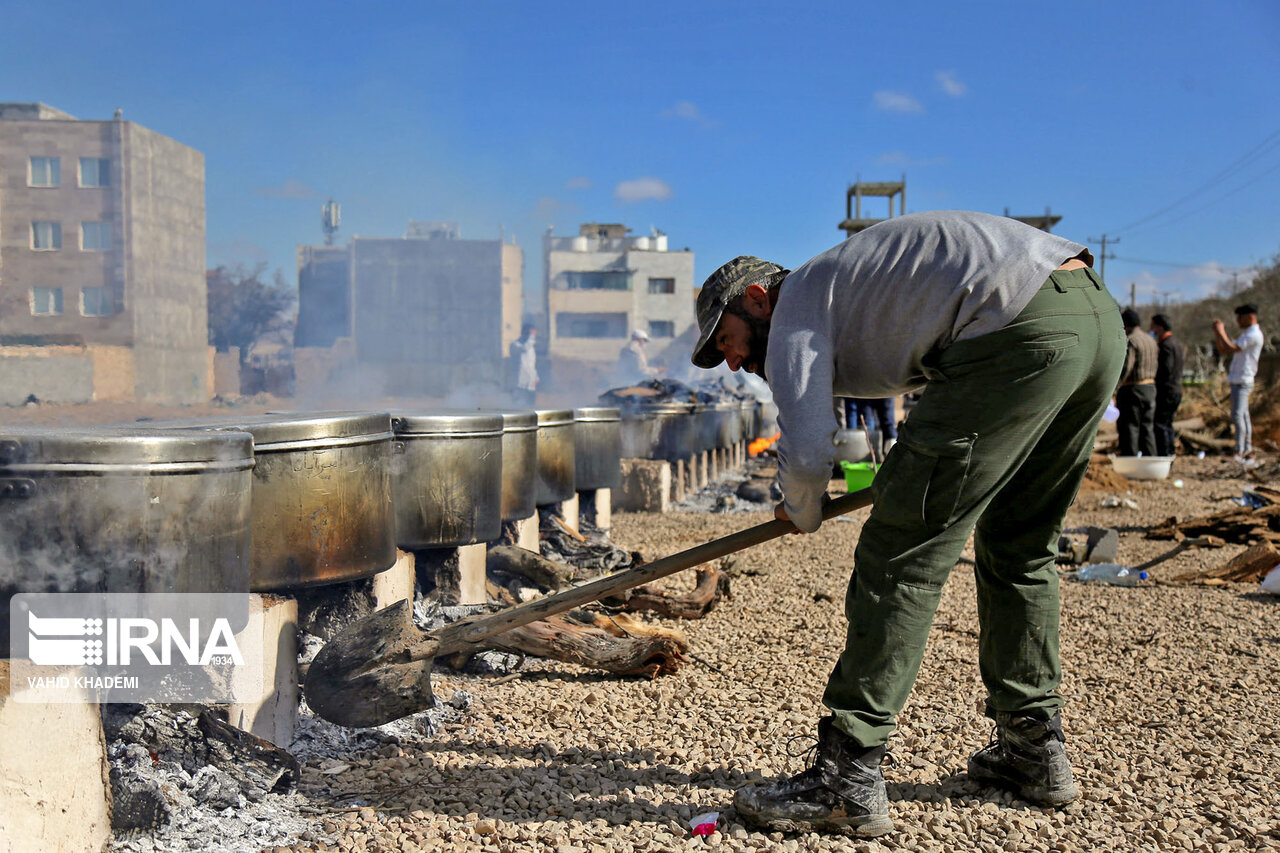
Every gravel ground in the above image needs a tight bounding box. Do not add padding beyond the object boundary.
[266,452,1280,852]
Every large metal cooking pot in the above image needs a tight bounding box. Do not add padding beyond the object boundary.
[151,412,397,591]
[494,409,537,522]
[391,411,504,547]
[534,409,576,505]
[740,399,760,441]
[0,427,254,655]
[618,400,696,462]
[692,402,717,454]
[712,400,742,449]
[573,407,621,491]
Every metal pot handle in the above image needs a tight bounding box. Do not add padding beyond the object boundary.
[0,478,36,500]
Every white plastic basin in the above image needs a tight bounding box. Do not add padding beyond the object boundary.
[1110,455,1174,480]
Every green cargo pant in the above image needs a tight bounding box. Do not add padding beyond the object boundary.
[824,266,1125,747]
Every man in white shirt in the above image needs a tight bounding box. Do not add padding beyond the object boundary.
[1212,304,1264,458]
[510,323,538,406]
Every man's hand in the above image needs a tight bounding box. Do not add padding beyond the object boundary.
[774,502,804,534]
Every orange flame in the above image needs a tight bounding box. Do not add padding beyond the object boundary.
[748,432,781,456]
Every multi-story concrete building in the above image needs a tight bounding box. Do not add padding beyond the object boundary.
[294,221,523,398]
[543,223,695,380]
[0,103,209,405]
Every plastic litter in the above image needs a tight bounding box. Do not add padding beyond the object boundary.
[1261,565,1280,595]
[1232,490,1267,509]
[1172,479,1184,488]
[1076,563,1148,586]
[1102,403,1120,422]
[690,812,719,836]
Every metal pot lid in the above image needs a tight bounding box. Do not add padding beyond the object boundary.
[534,408,575,427]
[391,410,504,437]
[0,427,254,471]
[466,408,537,433]
[495,410,538,433]
[142,411,393,451]
[574,407,621,423]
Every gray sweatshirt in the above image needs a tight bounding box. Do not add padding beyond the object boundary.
[765,210,1088,532]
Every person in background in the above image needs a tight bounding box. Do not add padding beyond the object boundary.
[845,397,898,456]
[616,328,664,386]
[691,211,1124,837]
[509,323,538,406]
[1212,304,1264,460]
[1149,314,1184,456]
[1116,308,1158,457]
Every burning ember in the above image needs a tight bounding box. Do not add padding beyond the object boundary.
[748,432,781,456]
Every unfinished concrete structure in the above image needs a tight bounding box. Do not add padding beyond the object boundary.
[543,223,694,387]
[838,178,1063,238]
[294,222,523,398]
[0,103,209,405]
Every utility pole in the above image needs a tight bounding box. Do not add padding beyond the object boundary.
[1129,282,1136,310]
[1087,233,1119,281]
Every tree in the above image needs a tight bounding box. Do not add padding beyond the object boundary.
[206,264,295,363]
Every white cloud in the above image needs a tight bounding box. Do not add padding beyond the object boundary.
[661,100,718,128]
[1125,260,1240,302]
[614,177,673,204]
[935,70,968,97]
[872,90,923,113]
[565,176,592,190]
[255,178,317,200]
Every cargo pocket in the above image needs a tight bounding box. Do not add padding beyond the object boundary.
[870,419,975,533]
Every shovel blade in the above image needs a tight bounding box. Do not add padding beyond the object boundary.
[303,600,439,728]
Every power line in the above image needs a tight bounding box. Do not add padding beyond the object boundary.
[1110,255,1250,271]
[1106,126,1280,236]
[1121,156,1280,240]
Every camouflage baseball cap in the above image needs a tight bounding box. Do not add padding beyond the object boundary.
[691,256,789,369]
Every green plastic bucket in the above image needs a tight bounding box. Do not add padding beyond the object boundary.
[840,460,877,491]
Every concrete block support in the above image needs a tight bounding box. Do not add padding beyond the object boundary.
[417,544,488,607]
[673,460,686,503]
[228,593,299,748]
[371,549,416,613]
[617,458,671,513]
[559,493,580,533]
[457,543,488,606]
[0,661,112,853]
[513,515,540,551]
[591,488,611,532]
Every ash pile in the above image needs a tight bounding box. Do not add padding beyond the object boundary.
[597,375,751,410]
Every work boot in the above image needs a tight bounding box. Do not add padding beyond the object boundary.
[733,717,893,837]
[967,711,1079,806]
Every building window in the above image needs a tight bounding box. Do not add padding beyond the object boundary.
[81,221,112,251]
[29,156,60,187]
[555,312,628,338]
[649,320,675,338]
[561,271,631,291]
[81,286,111,316]
[31,222,62,250]
[79,157,111,188]
[31,287,64,316]
[648,277,676,294]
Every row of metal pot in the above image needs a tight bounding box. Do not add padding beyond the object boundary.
[617,397,760,464]
[0,408,622,611]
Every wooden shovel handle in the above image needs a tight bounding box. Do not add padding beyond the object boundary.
[430,487,874,655]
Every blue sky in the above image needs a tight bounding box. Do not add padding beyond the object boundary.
[4,1,1278,312]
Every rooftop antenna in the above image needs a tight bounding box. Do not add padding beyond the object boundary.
[321,198,341,246]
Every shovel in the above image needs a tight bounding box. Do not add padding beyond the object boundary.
[304,487,874,727]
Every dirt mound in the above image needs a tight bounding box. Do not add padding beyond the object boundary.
[1078,454,1141,493]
